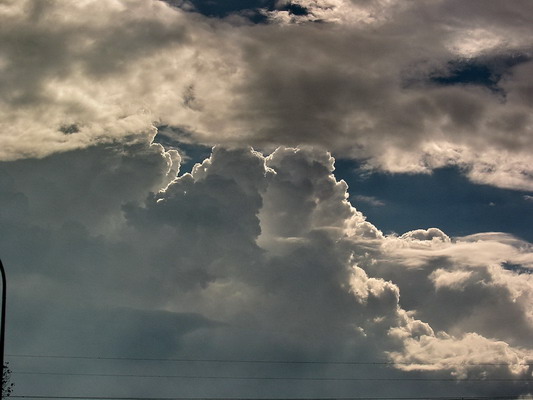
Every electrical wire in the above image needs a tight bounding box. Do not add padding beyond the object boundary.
[11,370,533,382]
[7,354,533,367]
[9,395,533,400]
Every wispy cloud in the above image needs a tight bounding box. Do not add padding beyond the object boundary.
[353,195,386,207]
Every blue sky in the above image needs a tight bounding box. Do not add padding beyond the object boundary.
[335,159,533,242]
[1,1,533,399]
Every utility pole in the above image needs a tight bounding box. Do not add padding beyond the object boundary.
[0,258,6,400]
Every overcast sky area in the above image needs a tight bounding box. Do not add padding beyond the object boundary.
[0,0,532,399]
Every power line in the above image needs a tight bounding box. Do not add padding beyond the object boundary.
[9,396,533,399]
[11,370,533,382]
[7,354,533,366]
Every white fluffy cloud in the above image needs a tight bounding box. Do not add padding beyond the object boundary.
[1,0,533,189]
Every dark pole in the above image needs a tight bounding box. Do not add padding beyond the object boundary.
[0,258,6,400]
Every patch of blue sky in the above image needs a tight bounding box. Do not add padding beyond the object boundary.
[334,158,533,242]
[502,262,532,275]
[154,125,213,174]
[429,53,531,95]
[161,0,310,22]
[162,0,275,21]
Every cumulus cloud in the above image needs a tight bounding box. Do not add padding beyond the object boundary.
[376,230,533,350]
[2,142,532,397]
[1,0,533,189]
[387,331,532,379]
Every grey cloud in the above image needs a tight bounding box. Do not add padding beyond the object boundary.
[3,143,532,397]
[10,298,216,358]
[375,232,533,349]
[1,0,189,91]
[2,0,533,189]
[217,2,533,189]
[0,138,177,232]
[0,0,194,159]
[0,45,532,385]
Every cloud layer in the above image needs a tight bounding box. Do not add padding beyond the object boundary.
[1,0,533,189]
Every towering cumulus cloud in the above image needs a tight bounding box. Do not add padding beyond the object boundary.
[1,141,532,397]
[0,0,532,398]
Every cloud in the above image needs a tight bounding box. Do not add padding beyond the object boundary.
[2,0,533,394]
[399,227,451,244]
[430,268,473,291]
[387,331,532,379]
[0,138,179,233]
[377,231,533,349]
[1,0,533,189]
[353,195,385,207]
[2,142,532,397]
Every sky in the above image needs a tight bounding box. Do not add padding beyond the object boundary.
[0,0,532,399]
